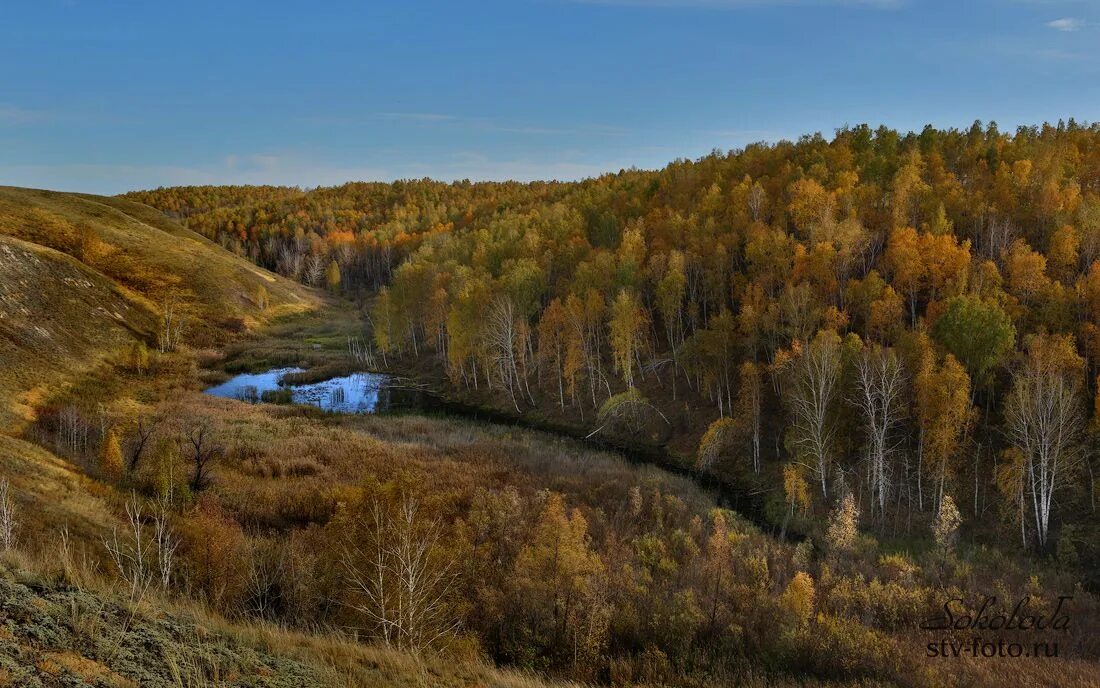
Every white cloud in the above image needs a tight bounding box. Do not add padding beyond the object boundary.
[1047,17,1086,31]
[375,112,459,122]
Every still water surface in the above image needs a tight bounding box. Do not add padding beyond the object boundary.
[204,367,392,413]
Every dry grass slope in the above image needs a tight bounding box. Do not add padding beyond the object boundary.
[0,235,153,430]
[0,558,583,688]
[0,186,319,432]
[0,436,117,546]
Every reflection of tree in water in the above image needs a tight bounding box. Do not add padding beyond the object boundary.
[208,369,392,413]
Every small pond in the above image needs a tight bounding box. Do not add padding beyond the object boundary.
[204,367,394,413]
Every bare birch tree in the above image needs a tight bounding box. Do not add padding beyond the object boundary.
[341,491,460,653]
[152,493,178,590]
[786,330,843,500]
[104,494,155,604]
[158,297,186,353]
[304,254,326,286]
[736,361,763,473]
[483,295,524,411]
[0,478,16,552]
[1003,335,1085,550]
[854,345,906,518]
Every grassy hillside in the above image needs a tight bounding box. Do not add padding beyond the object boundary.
[0,235,153,431]
[0,188,310,317]
[0,436,116,546]
[0,556,575,688]
[0,186,318,432]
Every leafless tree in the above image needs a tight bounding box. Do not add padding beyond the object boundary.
[982,216,1017,263]
[277,243,303,279]
[563,301,613,407]
[787,331,843,500]
[483,295,525,411]
[96,402,112,446]
[57,405,89,456]
[246,537,287,619]
[348,336,378,368]
[158,297,186,353]
[104,493,155,604]
[738,363,763,473]
[854,345,906,518]
[127,416,159,472]
[341,492,460,653]
[748,181,766,222]
[185,423,222,492]
[152,493,178,590]
[304,254,326,286]
[0,478,17,551]
[1004,354,1085,550]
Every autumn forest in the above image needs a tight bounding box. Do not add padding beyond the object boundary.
[128,121,1100,564]
[3,121,1100,688]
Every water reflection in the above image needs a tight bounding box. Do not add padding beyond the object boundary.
[204,367,392,413]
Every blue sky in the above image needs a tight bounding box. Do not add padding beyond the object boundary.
[1,0,1097,194]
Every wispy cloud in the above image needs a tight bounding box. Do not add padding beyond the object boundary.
[0,150,649,195]
[568,0,903,9]
[1046,17,1086,31]
[376,112,459,122]
[483,123,630,136]
[224,154,280,171]
[299,112,629,138]
[991,43,1087,62]
[704,128,778,140]
[0,105,56,125]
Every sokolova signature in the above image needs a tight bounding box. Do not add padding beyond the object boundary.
[920,595,1073,632]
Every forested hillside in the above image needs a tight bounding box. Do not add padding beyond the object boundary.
[127,121,1100,571]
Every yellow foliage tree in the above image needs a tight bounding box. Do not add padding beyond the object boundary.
[1047,224,1079,283]
[325,259,342,293]
[129,340,149,375]
[608,289,647,389]
[915,352,972,511]
[825,493,859,554]
[254,285,268,311]
[1005,238,1051,306]
[932,494,962,556]
[781,571,816,627]
[99,429,124,481]
[513,493,605,665]
[783,463,812,515]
